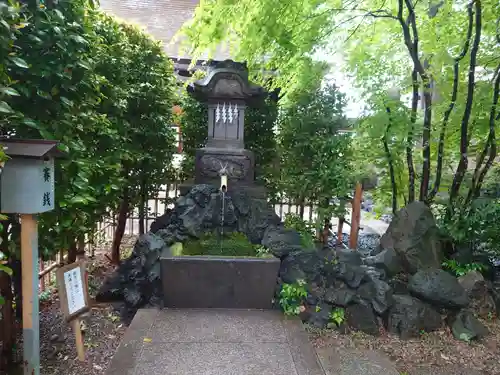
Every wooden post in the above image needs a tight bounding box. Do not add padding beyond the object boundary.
[39,260,45,292]
[336,217,344,246]
[349,182,363,250]
[71,319,85,361]
[20,214,40,375]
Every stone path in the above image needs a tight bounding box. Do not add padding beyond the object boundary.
[106,308,402,375]
[106,309,325,375]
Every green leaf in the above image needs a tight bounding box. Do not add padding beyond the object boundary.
[0,101,14,113]
[0,295,4,305]
[69,196,87,204]
[0,264,13,276]
[22,119,39,129]
[60,97,73,107]
[0,87,20,96]
[72,35,88,45]
[9,57,29,69]
[77,61,91,70]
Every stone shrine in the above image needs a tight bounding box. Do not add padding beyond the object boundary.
[187,60,267,193]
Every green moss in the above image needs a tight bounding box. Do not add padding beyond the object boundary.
[180,231,260,257]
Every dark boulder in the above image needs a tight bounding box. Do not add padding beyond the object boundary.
[262,227,304,258]
[335,248,363,266]
[364,248,402,277]
[346,303,380,336]
[408,269,468,309]
[96,233,168,306]
[386,295,442,339]
[355,278,393,315]
[95,270,124,302]
[149,209,174,233]
[279,250,322,284]
[458,271,496,318]
[388,277,409,295]
[334,262,367,289]
[380,201,444,274]
[304,302,332,329]
[450,310,489,342]
[233,192,281,244]
[323,283,356,307]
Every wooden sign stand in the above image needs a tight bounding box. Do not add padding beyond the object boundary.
[20,214,40,375]
[56,261,91,362]
[0,139,63,375]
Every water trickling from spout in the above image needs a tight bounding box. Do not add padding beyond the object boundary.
[220,183,227,252]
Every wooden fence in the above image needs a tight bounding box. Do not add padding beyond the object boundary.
[35,182,343,285]
[95,183,320,241]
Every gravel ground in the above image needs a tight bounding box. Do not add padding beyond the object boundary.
[4,237,138,375]
[37,251,129,375]
[39,302,126,375]
[309,318,500,375]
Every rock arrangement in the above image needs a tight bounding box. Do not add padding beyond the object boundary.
[97,187,500,342]
[97,184,282,309]
[298,201,500,341]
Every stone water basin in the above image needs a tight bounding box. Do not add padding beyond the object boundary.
[160,243,280,309]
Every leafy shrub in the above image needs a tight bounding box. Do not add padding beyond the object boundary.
[279,280,307,315]
[329,307,345,326]
[442,259,486,277]
[437,198,500,257]
[283,213,315,249]
[181,231,259,257]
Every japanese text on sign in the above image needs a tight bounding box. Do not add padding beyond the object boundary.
[63,268,86,315]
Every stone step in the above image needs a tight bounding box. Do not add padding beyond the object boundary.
[106,308,325,375]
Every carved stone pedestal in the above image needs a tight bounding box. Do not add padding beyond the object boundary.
[194,147,255,188]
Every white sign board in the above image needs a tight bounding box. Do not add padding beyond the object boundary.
[56,261,90,321]
[63,267,86,315]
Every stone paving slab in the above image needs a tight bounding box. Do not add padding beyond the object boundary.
[106,308,325,375]
[315,347,399,375]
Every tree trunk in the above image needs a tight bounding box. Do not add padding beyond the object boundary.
[298,197,305,219]
[467,64,500,201]
[407,69,418,203]
[138,173,147,235]
[336,217,344,247]
[449,0,482,203]
[384,107,398,214]
[67,240,77,264]
[77,234,85,258]
[428,5,474,203]
[0,270,15,371]
[111,191,129,264]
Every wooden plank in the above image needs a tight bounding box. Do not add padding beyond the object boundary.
[71,319,85,361]
[20,213,40,375]
[349,182,363,250]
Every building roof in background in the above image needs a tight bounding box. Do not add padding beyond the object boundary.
[99,0,232,61]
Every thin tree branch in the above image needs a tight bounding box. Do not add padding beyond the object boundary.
[467,64,500,201]
[407,69,418,202]
[383,106,398,214]
[449,0,482,203]
[428,2,474,202]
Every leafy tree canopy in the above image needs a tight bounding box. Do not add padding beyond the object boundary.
[278,83,353,218]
